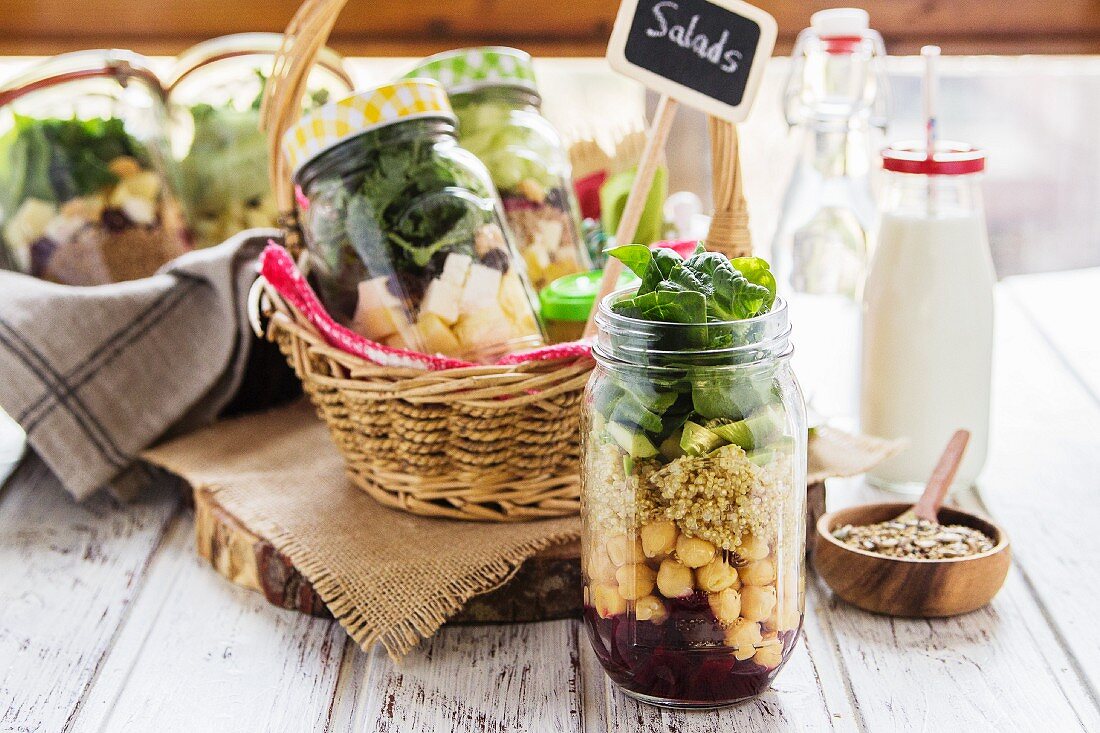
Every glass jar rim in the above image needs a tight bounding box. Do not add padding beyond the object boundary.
[450,84,543,107]
[593,287,792,370]
[0,50,164,109]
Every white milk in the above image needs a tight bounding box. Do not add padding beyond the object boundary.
[860,211,995,492]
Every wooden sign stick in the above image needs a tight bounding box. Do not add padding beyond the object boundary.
[583,94,680,338]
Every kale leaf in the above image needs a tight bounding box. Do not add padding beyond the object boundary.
[348,136,489,273]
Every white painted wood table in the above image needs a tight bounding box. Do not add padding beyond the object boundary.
[2,269,1099,732]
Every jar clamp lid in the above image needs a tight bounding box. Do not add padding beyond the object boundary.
[0,49,164,108]
[281,79,455,179]
[404,47,539,97]
[167,32,353,93]
[882,141,986,175]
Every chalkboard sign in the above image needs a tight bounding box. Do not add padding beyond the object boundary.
[607,0,777,122]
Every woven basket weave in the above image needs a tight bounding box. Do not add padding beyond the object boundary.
[256,0,751,521]
[250,279,592,521]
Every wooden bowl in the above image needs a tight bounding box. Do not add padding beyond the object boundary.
[814,503,1011,617]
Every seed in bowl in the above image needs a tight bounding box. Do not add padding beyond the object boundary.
[832,518,995,560]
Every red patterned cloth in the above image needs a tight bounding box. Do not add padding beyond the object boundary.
[259,244,592,371]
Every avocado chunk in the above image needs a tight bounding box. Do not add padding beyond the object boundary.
[607,421,659,459]
[680,421,725,456]
[707,409,784,451]
[659,429,686,461]
[610,394,664,433]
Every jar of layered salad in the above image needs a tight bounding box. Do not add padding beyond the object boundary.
[405,47,590,290]
[167,33,354,248]
[581,243,807,708]
[283,80,544,361]
[0,50,189,284]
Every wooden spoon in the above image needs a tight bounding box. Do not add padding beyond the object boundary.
[895,429,971,524]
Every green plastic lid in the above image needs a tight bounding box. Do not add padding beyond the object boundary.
[539,269,640,322]
[405,47,538,96]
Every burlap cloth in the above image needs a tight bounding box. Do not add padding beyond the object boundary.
[143,400,902,659]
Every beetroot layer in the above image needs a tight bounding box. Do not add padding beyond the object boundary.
[583,598,800,706]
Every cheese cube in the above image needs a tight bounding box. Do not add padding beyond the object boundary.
[5,198,57,261]
[416,313,462,355]
[115,171,161,201]
[359,276,402,308]
[352,278,407,339]
[454,305,510,350]
[534,219,564,252]
[119,196,157,226]
[459,263,503,315]
[352,302,403,339]
[498,273,531,322]
[440,252,473,286]
[420,278,463,325]
[523,245,551,274]
[44,215,86,244]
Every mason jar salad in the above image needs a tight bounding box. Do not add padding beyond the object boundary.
[167,33,354,248]
[581,243,807,708]
[406,47,590,291]
[0,51,189,284]
[284,79,544,361]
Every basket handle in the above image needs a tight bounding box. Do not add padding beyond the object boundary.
[259,0,754,332]
[260,0,350,257]
[704,118,752,259]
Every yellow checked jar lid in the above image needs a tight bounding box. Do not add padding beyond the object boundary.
[281,79,455,179]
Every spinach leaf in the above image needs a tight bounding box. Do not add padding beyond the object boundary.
[640,247,684,293]
[604,244,652,278]
[731,256,777,302]
[682,248,773,321]
[612,289,706,324]
[606,242,777,334]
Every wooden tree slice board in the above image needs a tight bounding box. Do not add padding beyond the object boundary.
[193,483,826,622]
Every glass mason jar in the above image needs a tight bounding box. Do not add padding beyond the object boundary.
[861,143,993,494]
[405,47,590,291]
[167,33,354,249]
[284,80,544,362]
[0,50,189,284]
[581,292,807,708]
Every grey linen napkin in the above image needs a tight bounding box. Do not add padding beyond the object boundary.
[0,229,277,500]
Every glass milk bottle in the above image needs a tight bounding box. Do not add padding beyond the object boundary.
[772,8,889,424]
[861,143,993,493]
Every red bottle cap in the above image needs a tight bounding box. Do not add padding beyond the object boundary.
[882,141,986,175]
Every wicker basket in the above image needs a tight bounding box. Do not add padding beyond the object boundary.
[250,279,592,520]
[254,0,752,521]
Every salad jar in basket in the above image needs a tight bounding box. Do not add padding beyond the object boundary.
[581,244,807,708]
[0,50,189,284]
[405,47,590,290]
[167,33,354,248]
[283,79,544,361]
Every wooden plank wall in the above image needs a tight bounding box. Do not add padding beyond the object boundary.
[1,0,1098,56]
